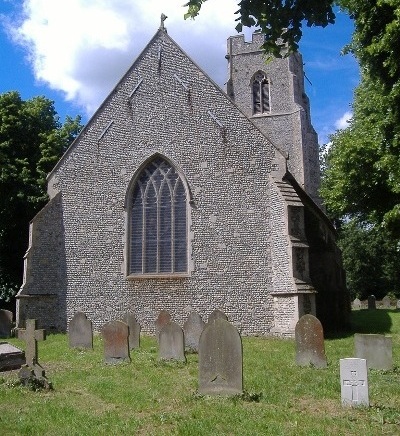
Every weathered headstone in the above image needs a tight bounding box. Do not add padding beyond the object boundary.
[155,310,172,341]
[0,342,25,371]
[68,311,93,349]
[295,314,327,368]
[354,333,392,370]
[183,311,205,352]
[0,309,13,338]
[381,295,391,308]
[102,320,130,364]
[368,295,376,310]
[352,298,361,310]
[123,312,140,350]
[208,309,228,323]
[158,321,186,362]
[340,358,369,407]
[397,299,400,310]
[198,318,243,396]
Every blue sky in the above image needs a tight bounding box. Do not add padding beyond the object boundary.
[0,1,359,145]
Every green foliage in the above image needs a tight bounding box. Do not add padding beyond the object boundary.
[185,0,336,57]
[0,91,82,302]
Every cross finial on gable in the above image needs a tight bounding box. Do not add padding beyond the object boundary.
[160,13,168,32]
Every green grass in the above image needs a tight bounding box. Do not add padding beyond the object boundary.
[1,310,400,435]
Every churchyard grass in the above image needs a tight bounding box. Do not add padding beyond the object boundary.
[1,310,399,435]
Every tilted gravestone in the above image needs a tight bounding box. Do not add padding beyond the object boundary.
[368,295,376,310]
[68,311,93,349]
[340,358,369,407]
[295,314,327,368]
[381,295,391,309]
[155,310,172,341]
[198,318,243,396]
[158,321,186,362]
[102,321,130,364]
[0,342,25,371]
[0,309,13,338]
[352,298,361,310]
[208,309,228,323]
[123,312,140,350]
[354,333,392,370]
[183,311,205,353]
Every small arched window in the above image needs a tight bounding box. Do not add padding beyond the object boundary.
[129,157,187,275]
[252,71,270,115]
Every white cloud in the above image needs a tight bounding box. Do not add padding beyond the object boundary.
[334,111,352,129]
[10,0,239,115]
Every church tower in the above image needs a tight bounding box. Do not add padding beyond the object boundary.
[226,33,321,204]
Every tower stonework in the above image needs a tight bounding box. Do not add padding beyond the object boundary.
[226,33,321,205]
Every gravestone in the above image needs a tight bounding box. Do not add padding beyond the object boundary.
[340,358,369,407]
[0,342,25,371]
[0,309,13,338]
[354,333,392,370]
[381,295,391,308]
[352,298,361,310]
[295,314,327,368]
[158,321,186,362]
[367,295,376,310]
[68,311,93,349]
[155,310,172,341]
[123,312,140,350]
[183,311,205,352]
[102,320,130,364]
[198,318,243,396]
[397,299,400,310]
[17,319,51,388]
[208,309,228,323]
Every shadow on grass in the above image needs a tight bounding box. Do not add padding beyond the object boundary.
[326,309,394,339]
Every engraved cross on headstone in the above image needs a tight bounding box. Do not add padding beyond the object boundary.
[343,370,365,402]
[18,319,46,367]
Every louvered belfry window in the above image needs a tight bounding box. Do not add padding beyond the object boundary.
[252,72,270,115]
[130,157,187,275]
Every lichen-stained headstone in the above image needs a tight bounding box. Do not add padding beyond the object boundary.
[208,309,228,323]
[0,309,13,338]
[155,310,172,341]
[158,321,186,362]
[68,311,93,349]
[295,314,327,368]
[340,358,369,407]
[102,321,130,364]
[381,295,391,308]
[354,333,392,370]
[198,318,243,396]
[352,298,361,310]
[368,295,376,310]
[183,311,205,353]
[123,312,140,350]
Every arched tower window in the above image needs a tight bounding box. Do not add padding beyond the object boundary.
[252,71,270,115]
[129,157,187,275]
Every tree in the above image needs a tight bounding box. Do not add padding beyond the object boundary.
[0,91,82,303]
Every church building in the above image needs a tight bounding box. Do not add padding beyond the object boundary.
[16,23,350,336]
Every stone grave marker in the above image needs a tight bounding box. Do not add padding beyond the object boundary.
[368,295,376,310]
[68,311,93,349]
[381,295,391,308]
[340,358,369,407]
[0,309,13,338]
[397,299,400,310]
[354,333,392,370]
[0,342,25,371]
[183,311,205,352]
[208,309,228,323]
[198,318,243,396]
[155,310,172,341]
[295,314,327,368]
[352,298,361,310]
[158,321,186,362]
[102,320,130,364]
[123,312,140,350]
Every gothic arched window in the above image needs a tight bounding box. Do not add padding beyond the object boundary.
[129,157,187,275]
[252,71,270,115]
